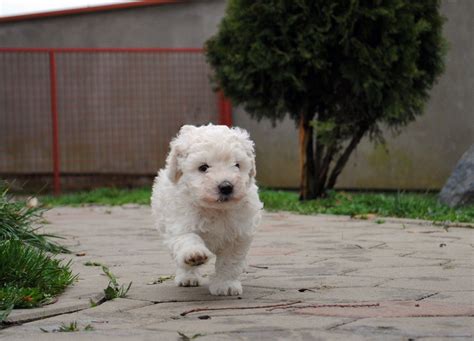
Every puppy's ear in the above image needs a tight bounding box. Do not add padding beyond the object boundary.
[249,157,256,178]
[166,145,182,183]
[166,125,195,183]
[232,127,256,178]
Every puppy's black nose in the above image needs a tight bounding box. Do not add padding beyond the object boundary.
[218,181,234,195]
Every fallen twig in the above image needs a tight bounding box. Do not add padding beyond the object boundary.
[180,301,302,316]
[147,275,174,285]
[249,265,269,269]
[267,302,380,311]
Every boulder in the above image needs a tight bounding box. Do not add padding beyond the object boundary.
[439,144,474,207]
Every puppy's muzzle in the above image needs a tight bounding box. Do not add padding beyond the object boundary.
[218,181,234,200]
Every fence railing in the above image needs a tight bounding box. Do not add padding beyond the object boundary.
[0,48,232,194]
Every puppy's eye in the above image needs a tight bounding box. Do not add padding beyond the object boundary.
[198,164,209,172]
[235,163,240,169]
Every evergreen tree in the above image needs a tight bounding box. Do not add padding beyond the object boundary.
[206,0,447,199]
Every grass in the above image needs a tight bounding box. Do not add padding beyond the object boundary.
[0,240,77,320]
[40,187,474,224]
[0,185,75,323]
[259,190,474,223]
[41,187,150,207]
[1,188,69,253]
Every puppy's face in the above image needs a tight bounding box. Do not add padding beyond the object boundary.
[166,124,256,209]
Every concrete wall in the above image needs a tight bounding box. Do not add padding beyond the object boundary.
[0,0,226,48]
[0,0,472,190]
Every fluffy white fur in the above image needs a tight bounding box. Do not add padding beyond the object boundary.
[151,124,263,296]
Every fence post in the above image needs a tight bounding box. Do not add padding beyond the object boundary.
[218,90,232,127]
[49,50,61,195]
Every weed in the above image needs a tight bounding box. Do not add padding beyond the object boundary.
[89,299,98,308]
[178,331,205,340]
[101,266,132,300]
[40,321,94,333]
[84,261,103,267]
[84,324,94,331]
[57,321,79,332]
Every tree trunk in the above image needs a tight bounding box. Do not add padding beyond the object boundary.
[314,143,337,197]
[326,126,368,190]
[313,139,325,197]
[298,113,316,200]
[299,112,368,200]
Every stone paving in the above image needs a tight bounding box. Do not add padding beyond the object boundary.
[1,206,473,340]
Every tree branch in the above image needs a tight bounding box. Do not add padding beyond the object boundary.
[299,108,316,200]
[326,126,368,190]
[180,301,302,316]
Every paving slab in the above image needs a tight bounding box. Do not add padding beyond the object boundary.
[126,281,278,303]
[380,276,473,292]
[1,207,473,340]
[143,313,352,334]
[335,316,474,338]
[261,286,435,303]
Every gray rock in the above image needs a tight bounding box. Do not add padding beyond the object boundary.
[439,144,474,207]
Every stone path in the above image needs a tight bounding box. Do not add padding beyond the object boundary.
[1,206,473,340]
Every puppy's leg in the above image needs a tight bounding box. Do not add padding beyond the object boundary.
[209,238,251,296]
[167,233,212,287]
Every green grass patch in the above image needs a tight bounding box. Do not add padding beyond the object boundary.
[41,187,150,207]
[0,240,77,320]
[1,188,68,253]
[1,184,75,323]
[260,190,474,223]
[39,187,474,224]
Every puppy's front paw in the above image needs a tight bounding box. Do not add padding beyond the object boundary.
[182,248,211,267]
[175,273,203,287]
[209,280,242,296]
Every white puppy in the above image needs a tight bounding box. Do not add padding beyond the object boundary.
[151,124,262,296]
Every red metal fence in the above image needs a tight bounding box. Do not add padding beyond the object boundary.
[0,48,232,193]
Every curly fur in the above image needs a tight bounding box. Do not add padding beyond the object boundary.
[151,124,263,296]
